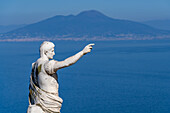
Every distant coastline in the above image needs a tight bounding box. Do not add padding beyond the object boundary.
[1,36,170,42]
[1,10,170,42]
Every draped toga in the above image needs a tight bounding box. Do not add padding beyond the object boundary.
[27,60,63,113]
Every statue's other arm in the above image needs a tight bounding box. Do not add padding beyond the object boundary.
[54,43,94,70]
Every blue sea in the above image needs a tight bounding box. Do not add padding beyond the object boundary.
[1,40,170,113]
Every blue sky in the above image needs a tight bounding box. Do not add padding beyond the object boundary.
[0,0,170,25]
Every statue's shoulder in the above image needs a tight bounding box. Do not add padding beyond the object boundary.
[44,60,57,67]
[44,60,58,74]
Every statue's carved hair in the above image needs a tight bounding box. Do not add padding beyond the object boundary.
[40,41,55,57]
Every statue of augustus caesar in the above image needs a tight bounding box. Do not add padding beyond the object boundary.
[27,41,94,113]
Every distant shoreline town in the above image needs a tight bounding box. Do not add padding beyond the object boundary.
[1,35,170,42]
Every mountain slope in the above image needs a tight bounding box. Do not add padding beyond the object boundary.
[143,20,170,31]
[3,10,170,39]
[0,24,26,33]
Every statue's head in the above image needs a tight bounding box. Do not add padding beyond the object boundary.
[40,41,55,59]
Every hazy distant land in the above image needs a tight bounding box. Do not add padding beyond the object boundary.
[1,10,170,42]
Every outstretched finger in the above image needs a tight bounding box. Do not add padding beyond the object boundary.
[88,43,95,46]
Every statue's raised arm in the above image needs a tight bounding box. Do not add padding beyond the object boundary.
[53,43,95,70]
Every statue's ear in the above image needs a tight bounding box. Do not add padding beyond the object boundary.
[44,51,48,55]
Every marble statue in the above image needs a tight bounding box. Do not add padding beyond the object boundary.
[27,41,94,113]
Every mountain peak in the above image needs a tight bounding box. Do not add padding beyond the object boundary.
[3,10,170,39]
[77,10,106,18]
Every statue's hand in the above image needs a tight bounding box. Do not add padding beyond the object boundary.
[82,43,95,55]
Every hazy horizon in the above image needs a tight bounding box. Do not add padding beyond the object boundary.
[0,0,170,25]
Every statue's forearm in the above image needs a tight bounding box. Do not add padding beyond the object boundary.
[63,51,84,66]
[54,51,84,70]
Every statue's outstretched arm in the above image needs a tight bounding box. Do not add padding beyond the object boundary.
[54,43,94,70]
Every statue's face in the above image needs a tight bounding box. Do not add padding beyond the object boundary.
[46,47,55,59]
